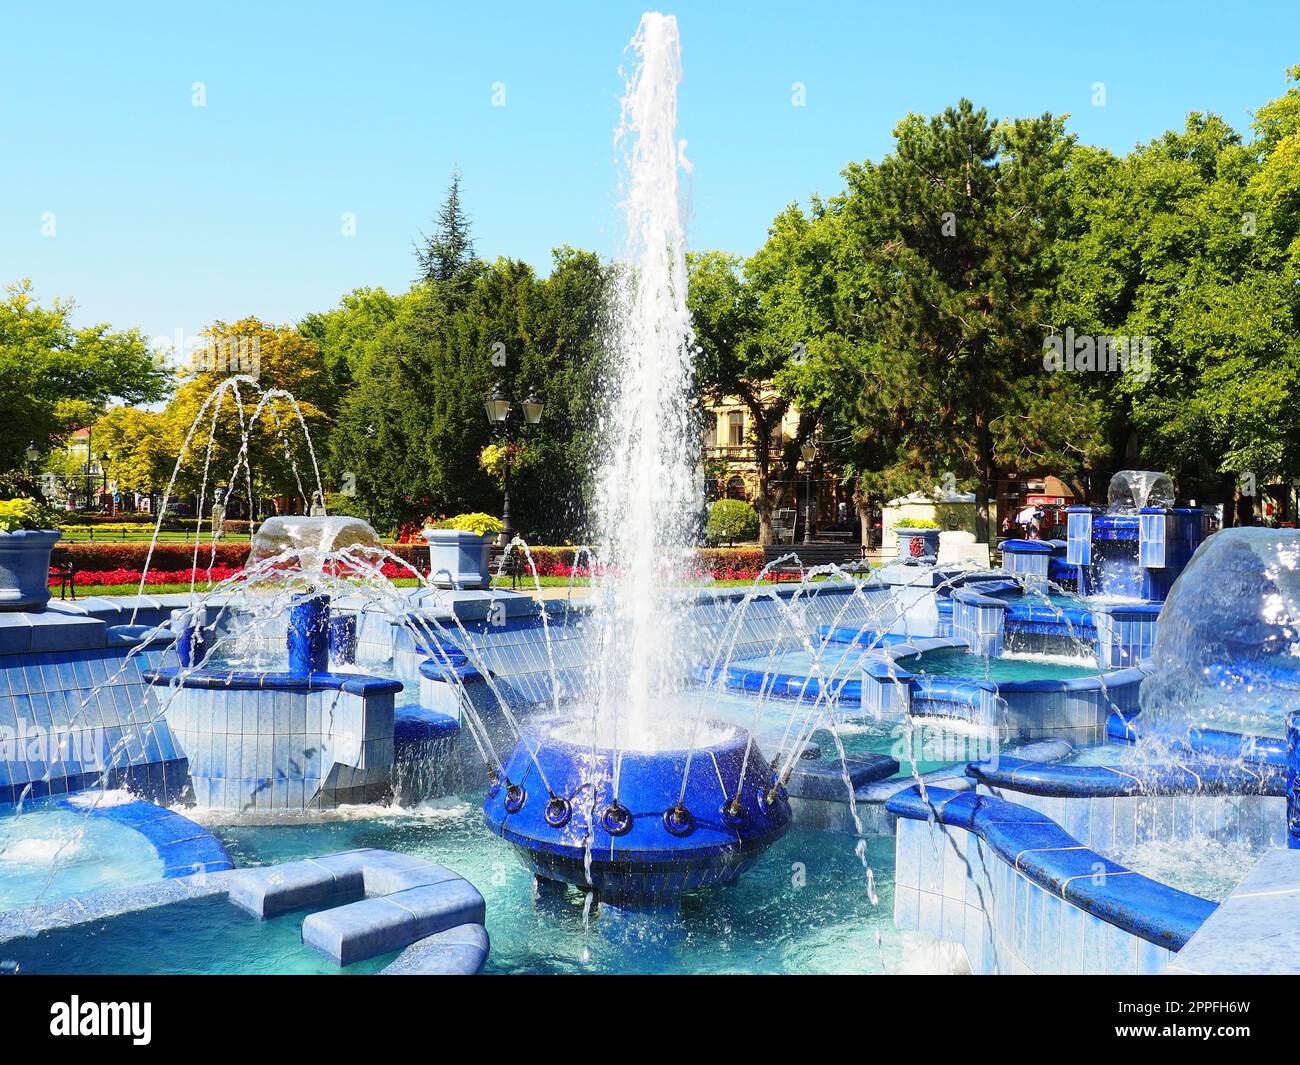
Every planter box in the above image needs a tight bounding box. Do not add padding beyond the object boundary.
[422,529,492,589]
[896,528,940,562]
[0,529,61,611]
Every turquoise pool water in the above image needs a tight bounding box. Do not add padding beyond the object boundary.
[658,688,974,777]
[903,648,1102,682]
[727,646,880,682]
[208,799,942,975]
[0,807,163,910]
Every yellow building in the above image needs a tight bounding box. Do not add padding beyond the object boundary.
[701,390,840,541]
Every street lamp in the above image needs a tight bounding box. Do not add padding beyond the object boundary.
[99,452,112,515]
[800,440,817,544]
[484,382,513,426]
[24,443,39,477]
[483,382,543,545]
[521,387,544,426]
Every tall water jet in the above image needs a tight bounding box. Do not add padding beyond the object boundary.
[482,13,791,905]
[590,11,698,744]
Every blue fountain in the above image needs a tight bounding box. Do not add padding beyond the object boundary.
[1063,470,1204,601]
[483,727,791,907]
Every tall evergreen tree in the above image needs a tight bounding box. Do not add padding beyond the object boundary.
[415,168,476,286]
[840,100,1104,538]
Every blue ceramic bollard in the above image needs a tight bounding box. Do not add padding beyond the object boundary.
[287,594,331,675]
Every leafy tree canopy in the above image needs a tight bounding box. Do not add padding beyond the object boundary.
[0,279,168,486]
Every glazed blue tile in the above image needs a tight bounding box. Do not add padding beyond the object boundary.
[1026,880,1044,968]
[918,889,942,937]
[1107,921,1138,974]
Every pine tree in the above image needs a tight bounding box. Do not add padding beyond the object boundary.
[415,168,476,285]
[841,100,1104,539]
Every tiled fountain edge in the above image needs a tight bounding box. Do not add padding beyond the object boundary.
[888,785,1215,974]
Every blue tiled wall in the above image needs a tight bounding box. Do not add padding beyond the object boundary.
[894,815,1177,974]
[0,639,185,805]
[163,683,395,810]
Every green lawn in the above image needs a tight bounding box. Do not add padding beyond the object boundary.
[56,530,256,543]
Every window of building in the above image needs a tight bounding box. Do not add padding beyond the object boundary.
[727,411,745,447]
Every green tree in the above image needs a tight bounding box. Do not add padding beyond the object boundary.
[158,318,335,513]
[1056,68,1300,519]
[299,287,401,395]
[327,250,610,540]
[688,202,837,544]
[0,280,168,487]
[838,100,1105,538]
[415,168,478,288]
[92,406,170,495]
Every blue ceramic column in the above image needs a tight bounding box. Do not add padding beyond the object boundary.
[1289,711,1300,849]
[171,606,207,668]
[328,611,358,665]
[287,594,331,675]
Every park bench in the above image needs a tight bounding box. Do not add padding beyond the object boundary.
[49,548,77,600]
[761,542,867,577]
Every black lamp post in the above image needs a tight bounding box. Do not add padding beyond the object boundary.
[25,443,39,479]
[484,382,543,545]
[801,440,817,544]
[99,452,112,514]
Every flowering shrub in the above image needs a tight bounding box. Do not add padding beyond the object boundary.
[57,565,244,588]
[431,513,504,537]
[478,442,524,480]
[0,498,58,532]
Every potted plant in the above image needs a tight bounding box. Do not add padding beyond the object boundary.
[422,513,504,589]
[0,498,62,611]
[894,517,941,561]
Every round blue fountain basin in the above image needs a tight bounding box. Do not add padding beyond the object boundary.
[483,725,791,907]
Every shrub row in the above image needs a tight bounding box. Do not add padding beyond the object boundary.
[53,542,253,571]
[54,542,774,585]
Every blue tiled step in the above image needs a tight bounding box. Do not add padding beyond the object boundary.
[379,922,490,975]
[303,879,485,966]
[145,665,402,696]
[393,704,460,745]
[53,792,232,877]
[1106,711,1287,769]
[227,848,487,971]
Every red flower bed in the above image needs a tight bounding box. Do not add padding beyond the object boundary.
[52,541,778,587]
[54,565,245,588]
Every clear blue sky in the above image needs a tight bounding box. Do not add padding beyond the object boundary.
[2,0,1296,347]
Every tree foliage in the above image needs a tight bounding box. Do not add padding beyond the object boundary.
[152,318,336,511]
[0,280,168,489]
